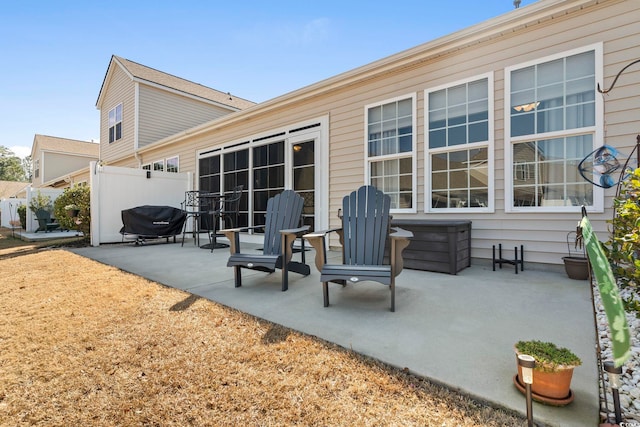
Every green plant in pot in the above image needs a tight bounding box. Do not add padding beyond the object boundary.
[515,340,582,404]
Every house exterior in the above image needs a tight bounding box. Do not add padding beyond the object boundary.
[95,55,255,172]
[30,134,100,188]
[93,0,639,267]
[0,180,29,200]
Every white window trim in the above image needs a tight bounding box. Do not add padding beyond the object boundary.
[141,163,151,170]
[363,93,417,214]
[166,156,179,173]
[108,103,123,144]
[504,43,604,213]
[424,72,495,213]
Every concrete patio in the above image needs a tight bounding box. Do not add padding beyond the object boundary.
[71,238,600,426]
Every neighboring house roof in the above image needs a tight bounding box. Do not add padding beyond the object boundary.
[0,180,29,199]
[31,134,100,158]
[96,55,256,111]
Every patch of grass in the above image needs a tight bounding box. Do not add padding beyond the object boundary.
[0,227,88,259]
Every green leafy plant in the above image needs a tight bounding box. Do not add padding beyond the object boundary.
[605,167,639,316]
[515,340,582,372]
[17,204,26,229]
[53,185,90,237]
[28,190,52,214]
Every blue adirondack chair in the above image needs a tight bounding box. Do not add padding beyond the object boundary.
[304,185,412,312]
[220,189,310,291]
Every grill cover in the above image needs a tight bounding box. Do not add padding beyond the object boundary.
[120,205,186,238]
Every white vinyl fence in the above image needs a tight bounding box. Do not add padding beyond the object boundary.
[1,189,65,231]
[0,198,25,228]
[25,187,65,232]
[89,162,191,246]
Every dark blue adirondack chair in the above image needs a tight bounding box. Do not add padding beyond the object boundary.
[304,186,412,311]
[220,190,310,291]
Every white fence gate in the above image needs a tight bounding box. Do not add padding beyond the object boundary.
[89,162,191,246]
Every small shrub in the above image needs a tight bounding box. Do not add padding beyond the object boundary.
[53,185,90,237]
[605,167,639,316]
[515,340,582,372]
[17,204,26,229]
[28,191,52,214]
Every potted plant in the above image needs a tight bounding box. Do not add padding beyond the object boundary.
[514,340,582,404]
[64,204,80,218]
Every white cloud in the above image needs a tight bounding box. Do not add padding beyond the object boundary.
[9,145,32,159]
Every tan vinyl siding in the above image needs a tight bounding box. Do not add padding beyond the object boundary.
[100,66,135,163]
[42,152,96,183]
[133,0,638,266]
[138,86,236,148]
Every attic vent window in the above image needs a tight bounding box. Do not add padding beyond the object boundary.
[108,103,123,143]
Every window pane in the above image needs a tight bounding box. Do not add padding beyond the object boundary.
[447,105,466,126]
[382,103,396,120]
[448,84,466,105]
[429,109,446,130]
[368,106,381,122]
[429,129,446,149]
[398,98,412,116]
[566,51,595,79]
[566,104,595,128]
[537,108,564,133]
[511,66,534,92]
[399,157,412,173]
[254,145,267,167]
[538,58,563,86]
[432,153,447,172]
[511,113,535,137]
[468,79,487,101]
[469,122,488,143]
[448,125,466,146]
[429,90,446,110]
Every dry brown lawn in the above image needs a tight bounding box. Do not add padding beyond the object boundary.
[0,231,524,426]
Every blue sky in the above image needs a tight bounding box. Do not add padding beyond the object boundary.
[0,0,536,159]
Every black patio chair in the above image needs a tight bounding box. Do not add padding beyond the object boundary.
[208,184,244,252]
[304,185,412,312]
[220,189,310,291]
[35,209,60,233]
[181,190,212,246]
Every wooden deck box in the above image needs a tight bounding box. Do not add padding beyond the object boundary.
[391,219,471,275]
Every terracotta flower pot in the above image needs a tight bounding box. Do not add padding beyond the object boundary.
[66,209,80,218]
[517,363,574,399]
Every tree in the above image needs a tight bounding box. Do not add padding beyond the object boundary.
[0,146,28,181]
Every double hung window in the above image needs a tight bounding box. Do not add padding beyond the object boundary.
[108,104,122,143]
[426,75,492,210]
[506,46,600,210]
[365,95,415,211]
